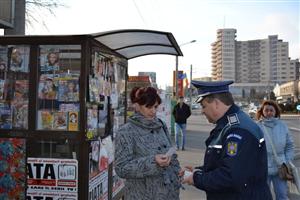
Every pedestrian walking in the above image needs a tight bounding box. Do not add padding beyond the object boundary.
[114,87,181,200]
[256,100,294,200]
[172,96,191,150]
[182,80,272,200]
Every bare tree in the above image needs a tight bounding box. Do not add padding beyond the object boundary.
[4,0,65,35]
[26,0,65,30]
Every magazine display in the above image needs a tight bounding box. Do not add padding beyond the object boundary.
[0,103,12,129]
[0,45,30,130]
[38,74,59,100]
[0,79,5,99]
[12,101,28,129]
[0,46,8,72]
[68,111,79,131]
[40,49,60,73]
[37,48,81,131]
[58,77,79,102]
[53,111,67,130]
[9,46,30,72]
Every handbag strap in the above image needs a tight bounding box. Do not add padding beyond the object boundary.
[261,123,281,166]
[158,118,172,146]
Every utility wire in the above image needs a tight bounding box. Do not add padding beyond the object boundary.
[132,0,148,26]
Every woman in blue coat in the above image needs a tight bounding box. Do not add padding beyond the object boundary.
[257,100,294,200]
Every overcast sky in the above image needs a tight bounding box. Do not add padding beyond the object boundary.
[24,0,300,88]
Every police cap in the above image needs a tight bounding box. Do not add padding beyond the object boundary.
[191,80,234,103]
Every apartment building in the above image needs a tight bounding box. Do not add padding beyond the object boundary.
[211,29,236,81]
[212,29,296,85]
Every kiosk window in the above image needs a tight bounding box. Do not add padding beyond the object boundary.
[37,45,81,131]
[0,45,30,130]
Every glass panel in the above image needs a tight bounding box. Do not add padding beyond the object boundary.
[112,62,126,137]
[0,45,30,130]
[26,139,79,199]
[37,45,81,131]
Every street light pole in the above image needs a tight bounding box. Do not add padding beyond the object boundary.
[174,40,196,99]
[175,55,179,99]
[189,64,192,106]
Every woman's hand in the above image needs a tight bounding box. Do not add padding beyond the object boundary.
[155,154,171,167]
[178,168,185,177]
[184,165,194,172]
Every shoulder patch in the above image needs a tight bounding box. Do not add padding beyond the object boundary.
[227,141,238,156]
[227,113,240,125]
[226,133,242,140]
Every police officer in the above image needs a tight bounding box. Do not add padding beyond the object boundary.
[182,80,272,200]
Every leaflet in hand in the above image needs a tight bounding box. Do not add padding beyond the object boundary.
[183,170,193,179]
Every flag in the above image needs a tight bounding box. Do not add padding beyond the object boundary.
[178,73,186,80]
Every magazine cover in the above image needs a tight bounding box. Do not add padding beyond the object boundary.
[9,46,30,72]
[87,107,98,130]
[89,140,101,179]
[38,74,59,100]
[68,111,79,131]
[0,103,12,129]
[11,100,28,129]
[89,77,101,102]
[0,138,26,199]
[94,52,105,77]
[14,80,29,100]
[103,80,112,97]
[59,103,80,112]
[53,111,67,130]
[0,46,8,71]
[38,110,53,130]
[58,77,79,102]
[40,49,60,72]
[0,79,5,100]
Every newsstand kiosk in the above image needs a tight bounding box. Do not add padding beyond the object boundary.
[0,30,182,200]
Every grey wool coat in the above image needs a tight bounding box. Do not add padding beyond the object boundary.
[114,112,181,200]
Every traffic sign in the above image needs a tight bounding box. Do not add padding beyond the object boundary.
[296,105,300,111]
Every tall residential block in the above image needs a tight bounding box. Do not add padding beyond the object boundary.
[212,29,296,85]
[211,29,236,81]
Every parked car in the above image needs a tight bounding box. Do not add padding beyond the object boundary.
[248,107,257,119]
[191,103,200,110]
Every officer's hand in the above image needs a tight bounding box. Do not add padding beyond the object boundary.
[155,154,171,167]
[184,165,194,172]
[182,171,194,185]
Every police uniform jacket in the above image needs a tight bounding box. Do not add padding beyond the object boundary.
[193,104,272,200]
[114,112,181,200]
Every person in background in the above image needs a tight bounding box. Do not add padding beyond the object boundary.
[182,80,272,200]
[115,87,181,200]
[172,96,191,150]
[256,100,294,200]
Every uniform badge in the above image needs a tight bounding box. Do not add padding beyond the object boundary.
[227,141,238,156]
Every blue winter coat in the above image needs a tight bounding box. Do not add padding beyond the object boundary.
[257,118,294,175]
[193,104,272,200]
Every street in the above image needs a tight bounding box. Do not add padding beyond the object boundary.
[176,109,300,200]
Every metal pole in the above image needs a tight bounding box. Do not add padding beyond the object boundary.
[175,55,178,99]
[189,64,192,106]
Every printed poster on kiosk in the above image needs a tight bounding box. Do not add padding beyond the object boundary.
[0,138,26,199]
[27,157,78,199]
[88,140,109,200]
